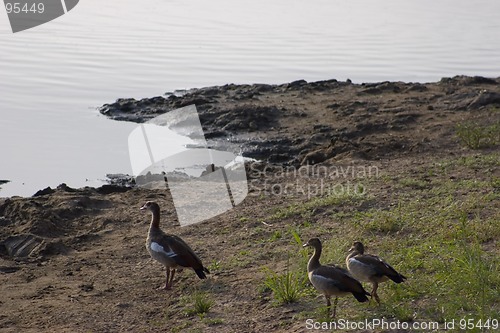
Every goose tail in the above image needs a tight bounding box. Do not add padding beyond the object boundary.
[352,290,371,302]
[195,267,210,279]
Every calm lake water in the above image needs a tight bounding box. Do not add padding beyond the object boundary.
[1,0,500,197]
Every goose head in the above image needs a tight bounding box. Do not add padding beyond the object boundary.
[303,237,322,249]
[348,241,365,254]
[140,201,160,214]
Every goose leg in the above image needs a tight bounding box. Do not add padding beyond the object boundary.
[372,282,380,304]
[168,268,176,289]
[326,296,331,317]
[332,297,338,318]
[158,268,171,290]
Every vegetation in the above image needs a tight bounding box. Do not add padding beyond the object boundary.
[263,261,305,305]
[456,121,500,149]
[185,291,214,318]
[261,151,499,326]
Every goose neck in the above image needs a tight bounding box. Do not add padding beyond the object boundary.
[149,210,160,229]
[307,244,322,272]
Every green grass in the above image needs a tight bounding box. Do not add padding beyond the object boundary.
[262,256,306,305]
[233,150,500,327]
[399,177,430,190]
[456,121,500,149]
[261,151,500,324]
[207,259,221,272]
[185,291,214,318]
[270,190,367,220]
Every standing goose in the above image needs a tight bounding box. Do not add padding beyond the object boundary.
[141,201,209,290]
[303,238,370,317]
[346,241,406,304]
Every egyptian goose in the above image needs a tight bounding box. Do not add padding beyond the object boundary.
[346,241,407,304]
[140,201,209,290]
[303,238,370,317]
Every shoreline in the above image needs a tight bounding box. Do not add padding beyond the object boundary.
[99,75,500,165]
[1,75,499,331]
[2,75,500,199]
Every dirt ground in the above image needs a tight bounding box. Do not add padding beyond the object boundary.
[1,76,499,332]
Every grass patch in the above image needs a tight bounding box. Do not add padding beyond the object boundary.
[185,291,214,318]
[357,201,413,235]
[270,190,366,220]
[260,151,498,324]
[263,268,304,305]
[456,121,500,149]
[399,177,430,190]
[207,260,221,272]
[269,230,282,242]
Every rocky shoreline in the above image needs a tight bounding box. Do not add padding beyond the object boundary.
[100,75,500,166]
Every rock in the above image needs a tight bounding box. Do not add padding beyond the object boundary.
[441,75,498,86]
[96,185,132,195]
[33,187,55,197]
[96,76,500,166]
[105,174,135,187]
[57,183,77,192]
[0,266,20,273]
[468,91,500,109]
[0,234,44,257]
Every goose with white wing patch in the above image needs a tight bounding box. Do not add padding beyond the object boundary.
[303,238,370,317]
[346,241,406,304]
[141,201,209,290]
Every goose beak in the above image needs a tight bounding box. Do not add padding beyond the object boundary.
[348,246,354,252]
[140,204,147,211]
[302,243,309,248]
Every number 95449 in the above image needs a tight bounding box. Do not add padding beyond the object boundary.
[5,2,45,14]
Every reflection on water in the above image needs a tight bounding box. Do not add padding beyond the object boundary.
[1,0,500,196]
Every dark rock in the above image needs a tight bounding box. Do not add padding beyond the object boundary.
[441,75,498,86]
[33,187,55,197]
[203,130,227,139]
[0,266,20,273]
[57,183,77,192]
[468,91,500,109]
[213,105,280,132]
[312,124,333,133]
[79,283,94,292]
[172,96,213,108]
[96,185,133,195]
[105,174,135,187]
[361,82,401,94]
[39,241,70,256]
[290,79,307,86]
[0,234,44,257]
[327,103,341,109]
[0,198,11,215]
[404,84,428,92]
[0,217,11,226]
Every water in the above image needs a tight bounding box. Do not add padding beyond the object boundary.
[1,0,500,197]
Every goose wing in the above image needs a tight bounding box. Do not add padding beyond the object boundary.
[313,266,367,294]
[151,234,204,270]
[351,254,406,282]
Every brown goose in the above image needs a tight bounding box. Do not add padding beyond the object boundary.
[303,238,370,317]
[346,241,406,304]
[140,201,209,290]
